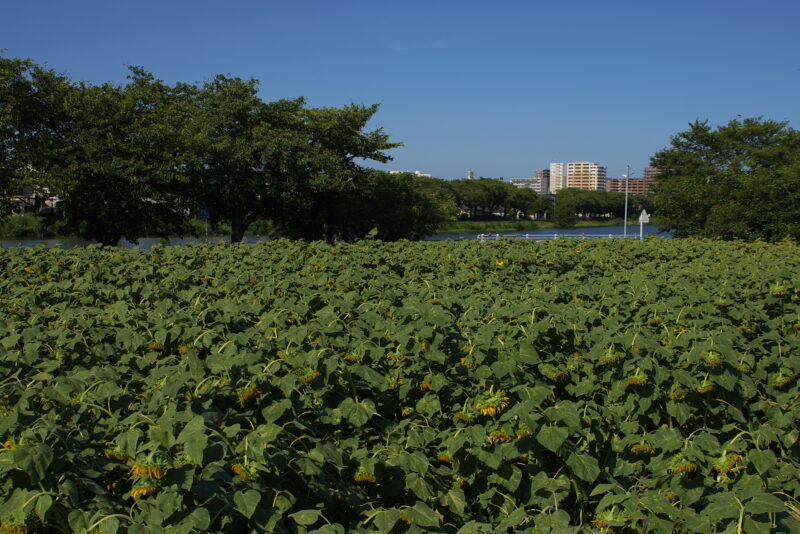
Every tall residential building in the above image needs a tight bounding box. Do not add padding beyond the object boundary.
[549,162,567,193]
[567,161,606,190]
[549,161,606,192]
[534,168,550,193]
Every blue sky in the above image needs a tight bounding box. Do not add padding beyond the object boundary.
[3,0,798,180]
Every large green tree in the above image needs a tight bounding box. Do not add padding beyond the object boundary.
[16,66,193,245]
[188,75,400,242]
[651,117,800,240]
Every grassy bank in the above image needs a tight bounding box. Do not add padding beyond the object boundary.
[436,220,543,234]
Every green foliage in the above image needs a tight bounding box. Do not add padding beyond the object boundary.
[0,214,64,238]
[651,117,800,240]
[553,191,578,228]
[1,239,799,532]
[279,172,457,241]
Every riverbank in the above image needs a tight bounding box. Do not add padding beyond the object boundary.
[3,214,668,247]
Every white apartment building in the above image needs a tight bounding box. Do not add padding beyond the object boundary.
[549,161,606,192]
[549,162,567,193]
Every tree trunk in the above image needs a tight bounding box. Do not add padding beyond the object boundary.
[229,202,254,243]
[230,200,245,243]
[230,217,246,243]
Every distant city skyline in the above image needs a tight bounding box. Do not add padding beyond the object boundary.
[3,1,798,181]
[388,165,650,182]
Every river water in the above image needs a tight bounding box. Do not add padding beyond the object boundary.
[1,225,669,250]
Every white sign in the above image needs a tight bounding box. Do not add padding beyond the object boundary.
[639,209,650,224]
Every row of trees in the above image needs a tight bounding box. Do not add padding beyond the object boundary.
[445,178,550,219]
[552,188,652,228]
[1,55,457,244]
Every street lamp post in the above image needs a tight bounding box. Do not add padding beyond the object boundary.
[622,165,630,238]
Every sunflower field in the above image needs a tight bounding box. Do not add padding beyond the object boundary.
[1,238,799,533]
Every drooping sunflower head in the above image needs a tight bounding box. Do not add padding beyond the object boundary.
[667,454,698,476]
[630,444,656,455]
[238,386,261,407]
[231,462,257,481]
[130,485,159,499]
[475,389,511,416]
[487,426,514,443]
[713,452,744,476]
[353,469,378,484]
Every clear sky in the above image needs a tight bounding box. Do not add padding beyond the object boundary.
[3,0,798,180]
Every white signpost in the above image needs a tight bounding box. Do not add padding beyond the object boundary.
[638,209,650,239]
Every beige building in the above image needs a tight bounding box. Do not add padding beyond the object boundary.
[549,161,606,192]
[567,161,606,190]
[605,178,649,194]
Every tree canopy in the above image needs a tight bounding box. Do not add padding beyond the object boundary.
[651,117,800,240]
[2,54,442,244]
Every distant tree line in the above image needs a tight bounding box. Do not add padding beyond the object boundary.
[551,188,653,228]
[436,178,651,228]
[1,54,456,244]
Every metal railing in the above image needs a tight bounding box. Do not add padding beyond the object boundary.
[477,233,641,242]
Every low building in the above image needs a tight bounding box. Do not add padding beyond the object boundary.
[605,177,652,194]
[388,170,432,178]
[10,186,60,214]
[510,169,549,193]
